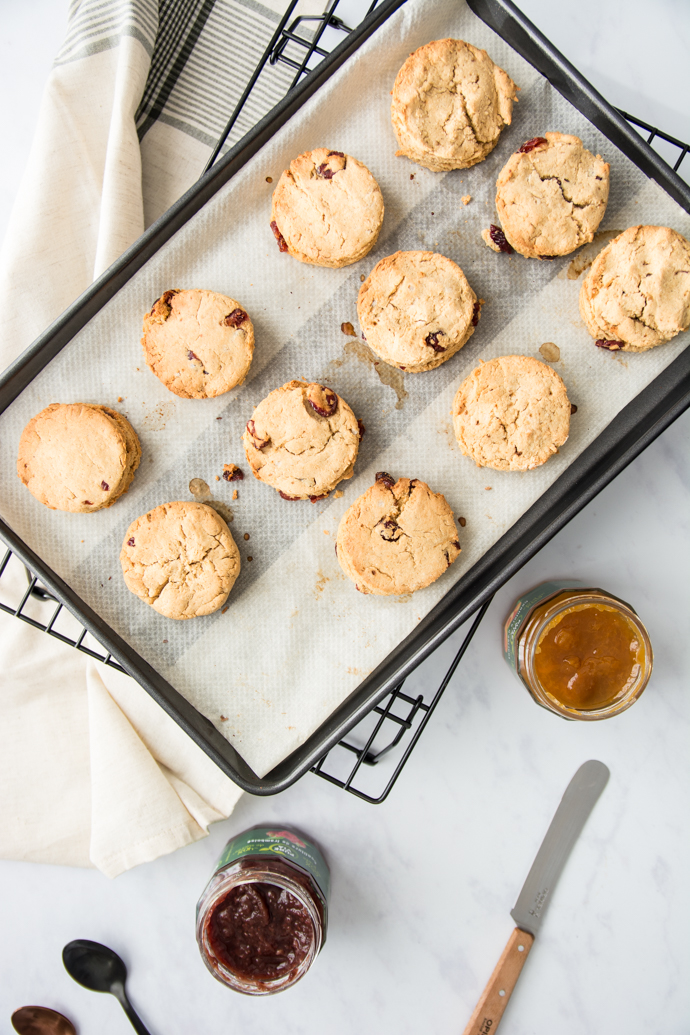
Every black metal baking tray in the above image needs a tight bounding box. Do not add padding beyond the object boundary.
[1,0,689,795]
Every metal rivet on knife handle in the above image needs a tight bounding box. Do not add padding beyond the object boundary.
[462,928,534,1035]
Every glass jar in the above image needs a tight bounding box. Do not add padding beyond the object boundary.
[196,825,330,995]
[504,580,653,720]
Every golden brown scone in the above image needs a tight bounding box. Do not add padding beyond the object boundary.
[142,288,254,398]
[120,501,240,620]
[17,403,141,512]
[357,251,479,372]
[270,148,384,268]
[242,380,360,500]
[391,39,518,172]
[336,474,461,595]
[452,356,570,471]
[579,225,690,351]
[495,133,610,258]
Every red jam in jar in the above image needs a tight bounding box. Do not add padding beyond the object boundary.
[196,826,329,995]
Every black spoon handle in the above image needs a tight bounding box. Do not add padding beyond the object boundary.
[113,988,153,1035]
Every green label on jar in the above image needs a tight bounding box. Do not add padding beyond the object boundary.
[213,826,330,904]
[503,580,582,671]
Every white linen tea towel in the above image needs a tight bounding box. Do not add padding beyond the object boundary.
[0,0,300,877]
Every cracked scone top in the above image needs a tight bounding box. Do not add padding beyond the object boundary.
[336,474,461,595]
[243,380,360,499]
[390,39,518,172]
[494,133,609,259]
[17,403,141,512]
[452,356,571,471]
[357,251,479,372]
[270,148,384,268]
[120,501,240,620]
[142,289,254,398]
[579,225,690,351]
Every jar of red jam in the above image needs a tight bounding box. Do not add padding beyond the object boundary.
[504,580,653,720]
[196,825,330,995]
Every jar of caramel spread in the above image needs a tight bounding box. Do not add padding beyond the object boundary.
[504,580,653,720]
[196,825,329,995]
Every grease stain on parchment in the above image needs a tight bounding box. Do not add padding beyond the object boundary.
[438,419,456,450]
[566,229,622,280]
[539,342,560,362]
[189,477,234,522]
[333,339,409,409]
[189,477,212,501]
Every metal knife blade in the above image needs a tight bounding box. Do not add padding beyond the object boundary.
[510,759,609,937]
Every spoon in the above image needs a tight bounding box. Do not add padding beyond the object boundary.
[62,940,152,1035]
[11,1006,76,1035]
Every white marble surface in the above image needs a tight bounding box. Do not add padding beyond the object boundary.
[1,2,689,1033]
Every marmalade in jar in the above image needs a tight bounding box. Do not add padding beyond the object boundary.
[504,581,653,720]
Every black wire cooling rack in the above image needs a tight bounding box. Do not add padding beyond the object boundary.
[2,0,689,804]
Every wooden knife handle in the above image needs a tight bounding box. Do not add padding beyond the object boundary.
[462,927,535,1035]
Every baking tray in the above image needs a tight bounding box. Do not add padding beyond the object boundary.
[1,0,689,794]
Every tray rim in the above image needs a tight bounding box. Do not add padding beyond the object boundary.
[1,0,689,794]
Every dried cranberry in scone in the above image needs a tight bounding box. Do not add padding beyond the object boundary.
[425,331,446,353]
[224,308,247,327]
[270,220,289,252]
[595,339,625,351]
[317,151,347,179]
[306,383,338,417]
[518,136,547,153]
[246,419,270,450]
[489,224,513,254]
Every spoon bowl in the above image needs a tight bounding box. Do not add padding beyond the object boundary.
[11,1006,76,1035]
[62,939,127,993]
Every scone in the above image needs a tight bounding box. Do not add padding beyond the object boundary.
[17,403,141,512]
[495,133,610,258]
[452,356,570,471]
[120,501,240,619]
[357,251,479,372]
[336,473,461,595]
[270,148,384,267]
[142,288,254,398]
[243,380,360,499]
[390,38,518,172]
[579,225,690,351]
